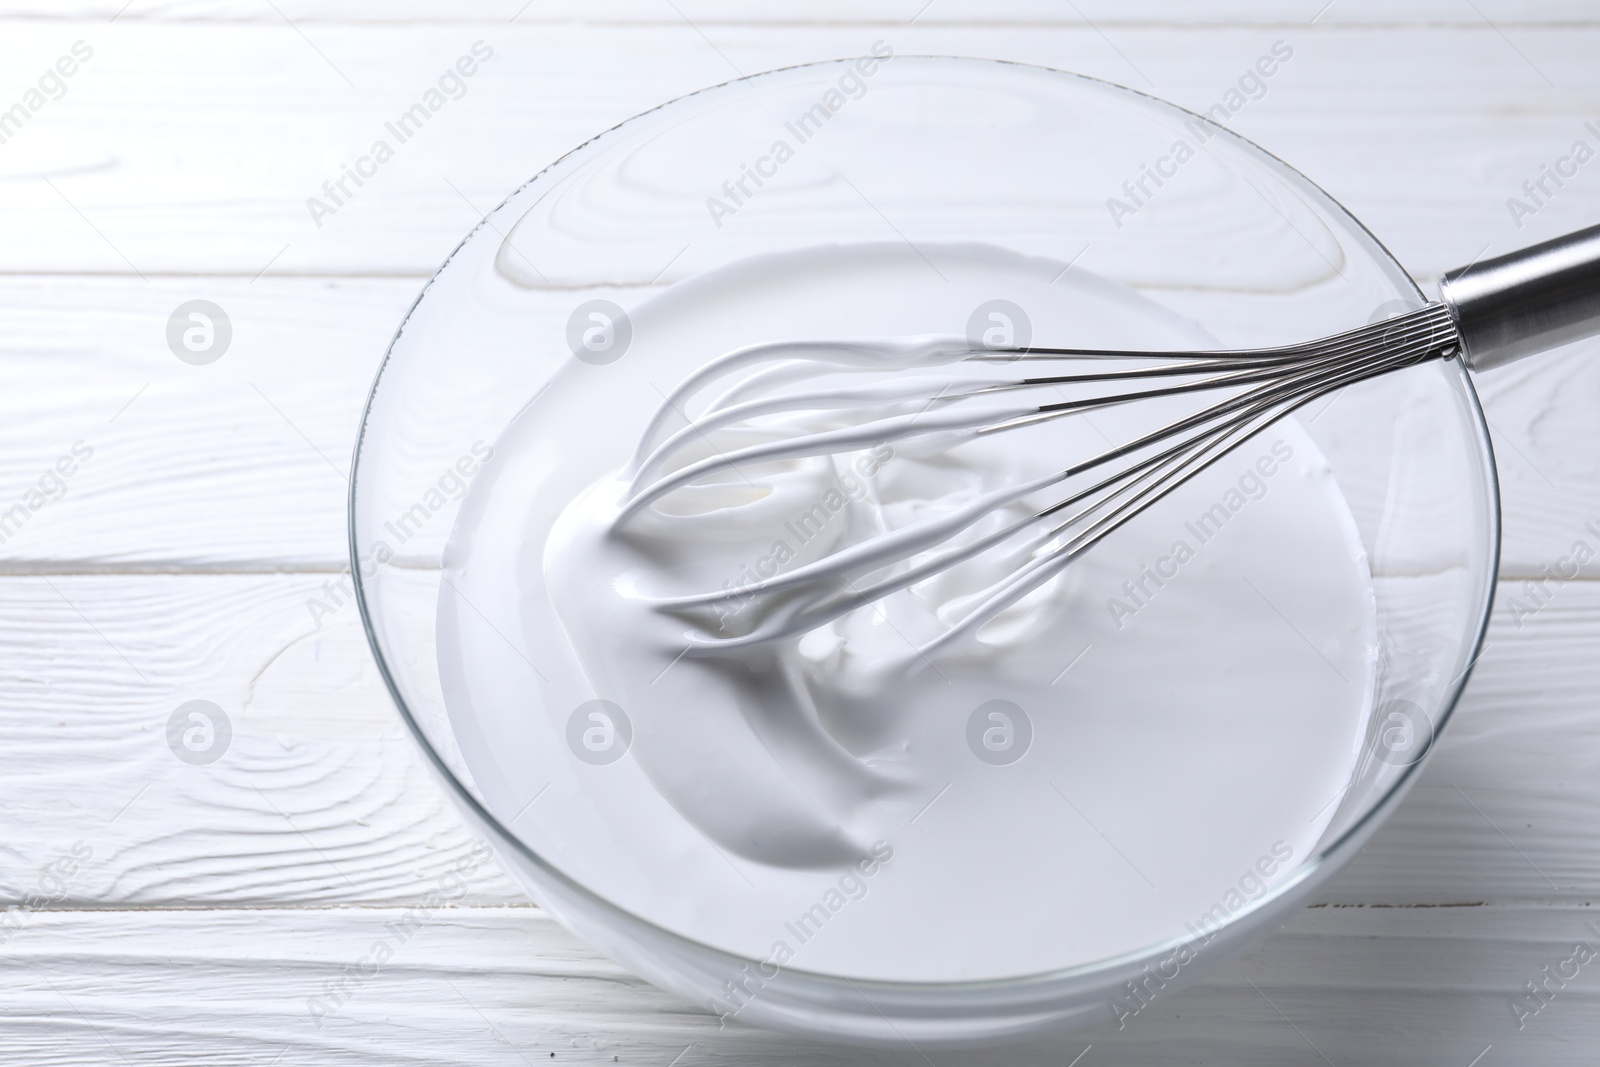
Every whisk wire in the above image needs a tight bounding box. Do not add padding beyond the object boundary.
[623,303,1461,657]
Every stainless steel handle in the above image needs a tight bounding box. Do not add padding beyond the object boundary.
[1440,222,1600,371]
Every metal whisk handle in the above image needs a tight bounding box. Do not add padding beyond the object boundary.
[1441,222,1600,371]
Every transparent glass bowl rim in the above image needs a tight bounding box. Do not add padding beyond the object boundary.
[348,54,1502,995]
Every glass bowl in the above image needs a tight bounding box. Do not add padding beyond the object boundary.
[350,56,1498,1044]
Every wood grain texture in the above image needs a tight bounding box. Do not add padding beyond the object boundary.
[0,22,1596,280]
[2,1,1597,25]
[0,571,1594,910]
[0,572,524,907]
[0,275,409,571]
[1,904,1596,1066]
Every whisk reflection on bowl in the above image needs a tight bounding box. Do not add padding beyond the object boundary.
[613,224,1600,658]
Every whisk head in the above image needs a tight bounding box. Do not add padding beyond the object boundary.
[611,304,1461,660]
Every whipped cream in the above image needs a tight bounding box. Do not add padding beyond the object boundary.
[437,242,1378,982]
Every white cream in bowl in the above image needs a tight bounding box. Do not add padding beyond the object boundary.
[436,242,1377,986]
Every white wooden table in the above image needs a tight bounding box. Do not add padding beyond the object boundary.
[2,3,1598,1063]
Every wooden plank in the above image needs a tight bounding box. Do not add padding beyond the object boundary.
[0,571,525,907]
[2,1,1597,26]
[0,569,1595,910]
[0,275,412,571]
[1324,576,1600,903]
[0,23,1596,279]
[0,903,1594,1065]
[3,274,1596,577]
